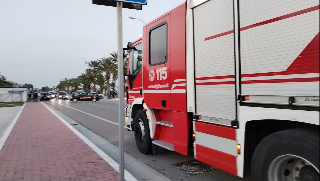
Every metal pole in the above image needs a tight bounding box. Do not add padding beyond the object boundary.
[117,2,124,181]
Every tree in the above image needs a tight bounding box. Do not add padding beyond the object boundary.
[68,78,80,92]
[96,73,105,94]
[41,86,50,92]
[0,73,9,87]
[99,57,117,95]
[86,60,100,92]
[110,81,116,90]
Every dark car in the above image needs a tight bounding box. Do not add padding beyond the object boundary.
[56,92,69,100]
[70,92,99,102]
[40,92,51,101]
[90,92,100,101]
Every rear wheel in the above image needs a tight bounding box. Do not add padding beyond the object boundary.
[133,110,152,154]
[252,128,319,181]
[73,99,77,102]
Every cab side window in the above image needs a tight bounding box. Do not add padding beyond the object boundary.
[149,23,167,65]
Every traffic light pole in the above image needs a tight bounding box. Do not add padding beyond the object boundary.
[117,2,125,181]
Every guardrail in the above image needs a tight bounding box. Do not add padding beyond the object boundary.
[0,93,23,102]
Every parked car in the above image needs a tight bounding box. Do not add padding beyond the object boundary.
[70,92,98,102]
[40,92,51,101]
[56,92,68,100]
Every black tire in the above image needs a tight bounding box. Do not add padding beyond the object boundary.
[133,110,152,154]
[252,128,319,181]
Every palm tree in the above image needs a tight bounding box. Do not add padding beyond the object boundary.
[86,60,100,92]
[96,73,105,94]
[77,69,95,92]
[99,57,117,95]
[109,51,129,80]
[68,78,80,92]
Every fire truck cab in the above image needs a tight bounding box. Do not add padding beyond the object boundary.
[125,0,319,180]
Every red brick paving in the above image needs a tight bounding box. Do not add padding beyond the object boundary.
[0,103,119,181]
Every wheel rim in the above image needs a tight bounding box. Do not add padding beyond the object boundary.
[134,119,145,143]
[268,154,319,181]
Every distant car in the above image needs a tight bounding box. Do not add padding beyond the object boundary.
[90,92,100,101]
[70,92,98,102]
[50,92,58,99]
[56,92,68,100]
[40,92,51,101]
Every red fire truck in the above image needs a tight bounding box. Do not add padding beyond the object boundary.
[125,1,319,180]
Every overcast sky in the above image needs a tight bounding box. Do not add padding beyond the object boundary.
[0,0,185,88]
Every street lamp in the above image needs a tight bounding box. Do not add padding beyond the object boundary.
[80,58,87,64]
[129,17,145,24]
[64,70,72,78]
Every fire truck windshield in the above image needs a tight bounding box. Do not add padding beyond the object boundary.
[130,43,142,74]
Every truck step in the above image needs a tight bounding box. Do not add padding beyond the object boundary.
[155,120,173,127]
[152,140,174,151]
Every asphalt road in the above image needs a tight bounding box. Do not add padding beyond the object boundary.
[45,99,252,181]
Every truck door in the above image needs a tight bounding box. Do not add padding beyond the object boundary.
[127,39,143,105]
[193,0,237,126]
[143,15,171,110]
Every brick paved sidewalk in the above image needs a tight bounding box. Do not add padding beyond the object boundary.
[0,103,120,181]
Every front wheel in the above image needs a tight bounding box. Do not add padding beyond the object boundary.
[252,128,319,181]
[133,110,152,154]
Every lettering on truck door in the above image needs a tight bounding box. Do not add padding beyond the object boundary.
[143,19,172,110]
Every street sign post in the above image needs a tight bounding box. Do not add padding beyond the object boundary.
[91,1,146,181]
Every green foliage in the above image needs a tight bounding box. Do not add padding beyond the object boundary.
[52,50,129,94]
[41,86,50,92]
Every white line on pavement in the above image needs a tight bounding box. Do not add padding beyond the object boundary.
[42,103,137,181]
[54,102,127,129]
[0,103,26,151]
[57,103,118,125]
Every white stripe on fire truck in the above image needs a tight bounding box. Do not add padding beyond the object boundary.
[195,131,238,156]
[144,89,186,93]
[174,79,186,82]
[128,91,141,94]
[241,73,319,81]
[196,78,235,83]
[171,83,186,89]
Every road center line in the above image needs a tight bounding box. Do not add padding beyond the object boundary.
[57,102,119,126]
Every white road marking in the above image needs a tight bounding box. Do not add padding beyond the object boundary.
[57,103,117,125]
[54,102,127,128]
[42,103,137,181]
[0,103,26,151]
